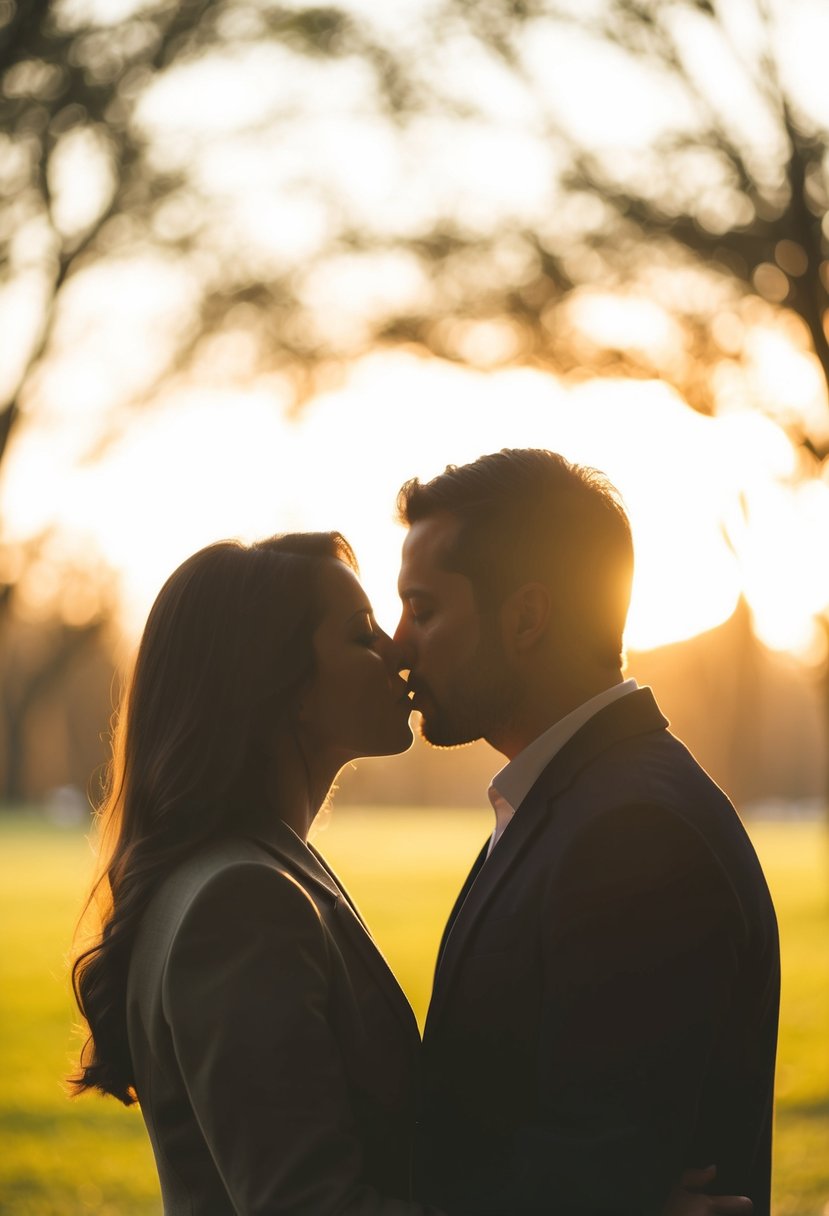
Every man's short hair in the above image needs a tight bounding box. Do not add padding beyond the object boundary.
[397,448,634,668]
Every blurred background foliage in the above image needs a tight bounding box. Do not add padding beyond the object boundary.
[2,0,829,809]
[3,0,828,430]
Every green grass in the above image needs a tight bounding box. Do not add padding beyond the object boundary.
[1,809,826,1215]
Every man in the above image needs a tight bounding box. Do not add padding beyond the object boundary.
[393,449,779,1216]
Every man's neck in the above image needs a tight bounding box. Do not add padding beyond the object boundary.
[487,669,625,761]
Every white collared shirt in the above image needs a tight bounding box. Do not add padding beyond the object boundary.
[485,678,638,857]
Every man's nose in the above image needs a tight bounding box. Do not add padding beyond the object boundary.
[379,627,411,677]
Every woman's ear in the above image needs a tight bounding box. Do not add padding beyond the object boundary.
[500,582,551,654]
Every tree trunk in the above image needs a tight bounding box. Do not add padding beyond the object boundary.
[0,621,103,808]
[1,706,26,805]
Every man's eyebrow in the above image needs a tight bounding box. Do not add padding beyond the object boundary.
[399,587,434,601]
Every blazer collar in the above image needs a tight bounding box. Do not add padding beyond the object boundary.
[522,685,669,804]
[492,678,638,812]
[425,687,668,1036]
[246,816,342,903]
[246,817,421,1047]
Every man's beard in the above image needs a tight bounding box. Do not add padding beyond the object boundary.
[416,631,519,749]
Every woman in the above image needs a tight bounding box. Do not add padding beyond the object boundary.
[71,533,750,1216]
[72,532,429,1214]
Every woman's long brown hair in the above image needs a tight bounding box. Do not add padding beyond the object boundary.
[70,532,356,1104]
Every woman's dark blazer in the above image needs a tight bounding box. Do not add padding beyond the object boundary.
[126,818,438,1216]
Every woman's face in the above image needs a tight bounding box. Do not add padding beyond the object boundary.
[298,559,413,764]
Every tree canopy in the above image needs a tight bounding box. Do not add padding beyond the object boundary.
[3,0,827,462]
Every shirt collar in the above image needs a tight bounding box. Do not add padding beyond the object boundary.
[491,678,638,813]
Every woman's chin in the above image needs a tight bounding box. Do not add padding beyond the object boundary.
[396,724,415,754]
[344,722,414,764]
[381,720,415,757]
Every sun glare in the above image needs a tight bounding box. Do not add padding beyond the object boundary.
[3,351,826,659]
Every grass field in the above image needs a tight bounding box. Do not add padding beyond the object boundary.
[1,808,827,1215]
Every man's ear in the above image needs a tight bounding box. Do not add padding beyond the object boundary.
[500,582,551,654]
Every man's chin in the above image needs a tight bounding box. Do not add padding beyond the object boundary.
[417,714,480,750]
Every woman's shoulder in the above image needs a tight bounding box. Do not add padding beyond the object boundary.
[175,833,282,882]
[158,835,317,919]
[127,842,338,1042]
[137,837,318,956]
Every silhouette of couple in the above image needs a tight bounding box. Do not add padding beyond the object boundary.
[72,449,779,1216]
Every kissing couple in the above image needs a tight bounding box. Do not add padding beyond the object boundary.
[72,448,779,1216]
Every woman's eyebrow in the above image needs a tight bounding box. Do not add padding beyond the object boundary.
[345,606,373,624]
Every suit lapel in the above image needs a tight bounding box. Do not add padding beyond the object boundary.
[435,837,490,973]
[249,822,420,1046]
[307,841,371,930]
[249,819,343,902]
[424,788,551,1035]
[308,841,421,1045]
[425,688,669,1035]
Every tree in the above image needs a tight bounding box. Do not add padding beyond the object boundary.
[2,0,484,800]
[452,0,829,439]
[0,0,465,469]
[0,533,116,803]
[563,0,829,432]
[2,0,828,802]
[6,1,825,453]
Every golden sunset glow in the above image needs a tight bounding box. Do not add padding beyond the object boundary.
[3,0,828,668]
[3,350,828,661]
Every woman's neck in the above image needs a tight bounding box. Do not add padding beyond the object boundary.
[265,734,338,842]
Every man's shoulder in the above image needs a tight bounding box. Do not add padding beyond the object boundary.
[525,686,727,814]
[533,712,733,827]
[544,728,776,928]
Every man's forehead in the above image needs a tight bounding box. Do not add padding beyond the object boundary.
[398,515,472,602]
[400,513,460,571]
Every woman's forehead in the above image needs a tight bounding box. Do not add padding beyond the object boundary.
[318,558,372,620]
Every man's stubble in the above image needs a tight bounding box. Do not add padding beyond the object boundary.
[416,625,520,750]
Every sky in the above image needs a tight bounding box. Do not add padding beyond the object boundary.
[4,346,829,662]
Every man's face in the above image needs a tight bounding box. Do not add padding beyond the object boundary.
[394,512,518,748]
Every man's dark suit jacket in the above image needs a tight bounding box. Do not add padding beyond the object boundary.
[126,820,438,1216]
[415,688,780,1216]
